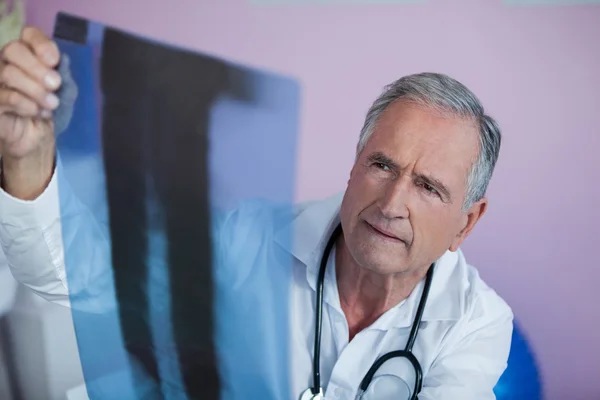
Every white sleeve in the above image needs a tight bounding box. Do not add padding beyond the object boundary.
[418,291,514,400]
[0,156,115,312]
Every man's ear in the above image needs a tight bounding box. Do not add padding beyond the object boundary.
[449,197,488,252]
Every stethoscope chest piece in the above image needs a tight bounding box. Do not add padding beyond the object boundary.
[300,387,325,400]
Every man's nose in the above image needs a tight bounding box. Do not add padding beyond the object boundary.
[377,176,410,219]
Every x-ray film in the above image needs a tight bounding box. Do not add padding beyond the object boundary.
[52,12,300,400]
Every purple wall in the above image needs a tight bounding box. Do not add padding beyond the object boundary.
[27,1,600,398]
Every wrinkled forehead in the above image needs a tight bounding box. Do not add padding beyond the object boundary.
[363,102,480,186]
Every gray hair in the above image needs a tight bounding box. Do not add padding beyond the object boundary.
[356,72,502,210]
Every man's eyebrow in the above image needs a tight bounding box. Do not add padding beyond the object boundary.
[366,152,398,169]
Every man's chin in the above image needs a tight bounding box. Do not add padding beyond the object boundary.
[359,253,411,276]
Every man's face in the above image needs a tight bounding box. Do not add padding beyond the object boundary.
[339,101,485,275]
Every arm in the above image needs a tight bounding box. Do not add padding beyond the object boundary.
[0,26,116,312]
[0,149,266,312]
[418,292,514,400]
[0,155,116,312]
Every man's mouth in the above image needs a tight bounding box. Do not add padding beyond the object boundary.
[365,222,406,244]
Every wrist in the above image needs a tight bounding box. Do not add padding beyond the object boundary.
[1,144,57,200]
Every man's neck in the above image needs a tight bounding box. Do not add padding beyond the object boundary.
[335,235,427,341]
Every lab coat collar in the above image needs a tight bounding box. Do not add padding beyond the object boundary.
[274,192,465,325]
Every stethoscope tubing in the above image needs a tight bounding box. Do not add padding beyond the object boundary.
[311,224,341,394]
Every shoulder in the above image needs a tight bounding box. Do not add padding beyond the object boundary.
[430,250,513,321]
[215,198,314,258]
[421,252,515,397]
[438,249,514,350]
[213,198,314,287]
[217,197,329,232]
[459,251,513,324]
[216,198,308,233]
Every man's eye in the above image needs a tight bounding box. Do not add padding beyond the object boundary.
[420,182,439,196]
[374,162,390,171]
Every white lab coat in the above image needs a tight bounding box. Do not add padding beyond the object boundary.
[0,158,513,400]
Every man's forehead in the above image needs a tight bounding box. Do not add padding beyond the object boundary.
[368,103,478,161]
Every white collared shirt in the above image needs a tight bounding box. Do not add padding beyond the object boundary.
[0,160,513,400]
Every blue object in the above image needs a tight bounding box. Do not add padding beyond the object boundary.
[54,40,100,154]
[54,11,300,400]
[494,321,543,400]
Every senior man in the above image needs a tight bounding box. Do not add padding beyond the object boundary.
[0,27,512,400]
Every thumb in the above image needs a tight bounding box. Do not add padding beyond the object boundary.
[53,53,78,135]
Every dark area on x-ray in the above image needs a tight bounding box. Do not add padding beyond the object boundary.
[54,13,228,399]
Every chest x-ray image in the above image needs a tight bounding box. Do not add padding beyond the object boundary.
[53,12,300,400]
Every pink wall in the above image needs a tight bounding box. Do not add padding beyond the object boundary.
[27,0,600,398]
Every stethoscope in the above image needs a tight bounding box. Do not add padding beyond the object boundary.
[300,224,435,400]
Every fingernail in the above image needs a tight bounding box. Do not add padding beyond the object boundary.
[39,109,52,119]
[45,93,59,109]
[44,72,61,89]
